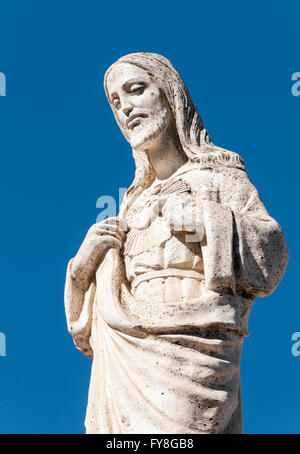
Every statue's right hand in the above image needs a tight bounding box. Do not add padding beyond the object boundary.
[70,217,125,291]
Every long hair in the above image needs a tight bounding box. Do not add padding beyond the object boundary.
[104,53,245,215]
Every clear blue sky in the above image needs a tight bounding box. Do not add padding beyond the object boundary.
[0,0,299,434]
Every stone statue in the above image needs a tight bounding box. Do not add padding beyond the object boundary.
[64,53,288,434]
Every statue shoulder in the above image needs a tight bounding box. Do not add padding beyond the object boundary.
[179,151,250,195]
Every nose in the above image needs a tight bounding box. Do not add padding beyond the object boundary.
[122,103,133,117]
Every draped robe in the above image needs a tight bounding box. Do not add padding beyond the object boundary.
[64,152,288,434]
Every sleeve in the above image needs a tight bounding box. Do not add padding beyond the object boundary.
[201,168,289,297]
[64,259,95,358]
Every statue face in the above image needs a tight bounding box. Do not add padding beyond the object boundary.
[106,63,172,150]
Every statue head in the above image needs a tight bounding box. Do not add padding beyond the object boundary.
[104,53,213,168]
[104,53,243,212]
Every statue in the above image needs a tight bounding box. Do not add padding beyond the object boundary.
[64,53,289,434]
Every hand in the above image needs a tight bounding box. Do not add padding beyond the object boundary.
[70,217,125,291]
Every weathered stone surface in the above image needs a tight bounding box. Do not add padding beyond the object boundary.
[64,53,289,434]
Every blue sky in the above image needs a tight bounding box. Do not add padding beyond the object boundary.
[0,0,299,434]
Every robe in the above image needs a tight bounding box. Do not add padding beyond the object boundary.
[64,151,288,434]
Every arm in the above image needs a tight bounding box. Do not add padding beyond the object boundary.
[64,259,95,358]
[64,217,125,357]
[201,168,289,297]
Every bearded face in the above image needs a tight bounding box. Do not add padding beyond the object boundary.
[106,63,173,152]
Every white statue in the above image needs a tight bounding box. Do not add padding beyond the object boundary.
[64,53,288,434]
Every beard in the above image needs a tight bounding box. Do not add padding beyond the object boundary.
[128,106,171,151]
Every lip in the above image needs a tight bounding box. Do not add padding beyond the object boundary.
[126,113,147,129]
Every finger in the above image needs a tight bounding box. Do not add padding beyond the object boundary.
[94,225,125,240]
[92,229,124,243]
[88,234,122,253]
[91,222,123,235]
[101,217,120,226]
[94,223,119,232]
[97,217,127,235]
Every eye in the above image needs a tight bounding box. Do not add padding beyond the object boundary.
[130,83,145,95]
